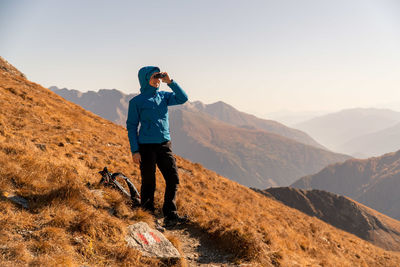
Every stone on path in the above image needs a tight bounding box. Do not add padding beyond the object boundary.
[125,222,181,259]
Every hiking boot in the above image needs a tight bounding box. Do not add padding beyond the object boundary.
[164,214,189,227]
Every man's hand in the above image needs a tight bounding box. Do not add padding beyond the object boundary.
[132,152,141,165]
[160,72,172,84]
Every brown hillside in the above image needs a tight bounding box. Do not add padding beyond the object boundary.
[257,187,400,251]
[170,108,350,187]
[292,151,400,220]
[1,56,400,266]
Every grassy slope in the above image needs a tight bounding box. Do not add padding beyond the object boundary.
[1,59,400,266]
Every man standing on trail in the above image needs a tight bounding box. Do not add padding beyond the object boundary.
[127,66,188,226]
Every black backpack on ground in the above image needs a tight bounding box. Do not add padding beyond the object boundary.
[99,167,141,207]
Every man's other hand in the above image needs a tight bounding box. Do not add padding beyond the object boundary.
[132,153,141,164]
[160,72,172,84]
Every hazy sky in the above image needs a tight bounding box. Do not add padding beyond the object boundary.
[1,0,400,117]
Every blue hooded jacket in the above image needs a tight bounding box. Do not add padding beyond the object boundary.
[126,66,188,154]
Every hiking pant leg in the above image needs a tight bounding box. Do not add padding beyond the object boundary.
[156,141,179,217]
[139,144,157,212]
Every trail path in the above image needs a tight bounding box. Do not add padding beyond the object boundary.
[159,219,246,267]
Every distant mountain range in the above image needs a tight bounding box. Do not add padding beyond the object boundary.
[255,187,400,251]
[50,86,350,188]
[266,110,330,126]
[49,86,135,125]
[169,108,349,187]
[337,122,400,158]
[295,108,400,157]
[180,101,326,150]
[291,150,400,220]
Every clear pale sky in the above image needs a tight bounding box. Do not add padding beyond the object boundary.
[1,0,400,117]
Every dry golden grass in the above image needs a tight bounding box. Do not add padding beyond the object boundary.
[1,58,400,266]
[164,234,187,267]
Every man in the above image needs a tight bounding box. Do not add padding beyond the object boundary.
[127,66,188,226]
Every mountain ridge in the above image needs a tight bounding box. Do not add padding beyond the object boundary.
[295,108,400,155]
[338,121,400,158]
[49,86,136,125]
[181,100,327,150]
[255,187,400,251]
[292,150,400,220]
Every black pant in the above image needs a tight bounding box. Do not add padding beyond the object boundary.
[139,141,179,217]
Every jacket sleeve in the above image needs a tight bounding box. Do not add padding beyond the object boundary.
[165,80,188,106]
[126,99,140,154]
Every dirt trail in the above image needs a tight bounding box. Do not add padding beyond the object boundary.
[159,220,245,267]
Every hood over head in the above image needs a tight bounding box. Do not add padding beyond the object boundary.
[138,66,160,94]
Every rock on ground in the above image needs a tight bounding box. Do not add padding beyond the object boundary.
[125,222,181,259]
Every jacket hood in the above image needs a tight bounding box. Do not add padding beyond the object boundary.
[138,66,160,94]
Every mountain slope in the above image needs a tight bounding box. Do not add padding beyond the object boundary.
[182,100,326,149]
[1,56,400,266]
[256,187,400,251]
[295,108,400,152]
[338,122,400,158]
[49,86,136,125]
[292,150,400,220]
[170,108,350,188]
